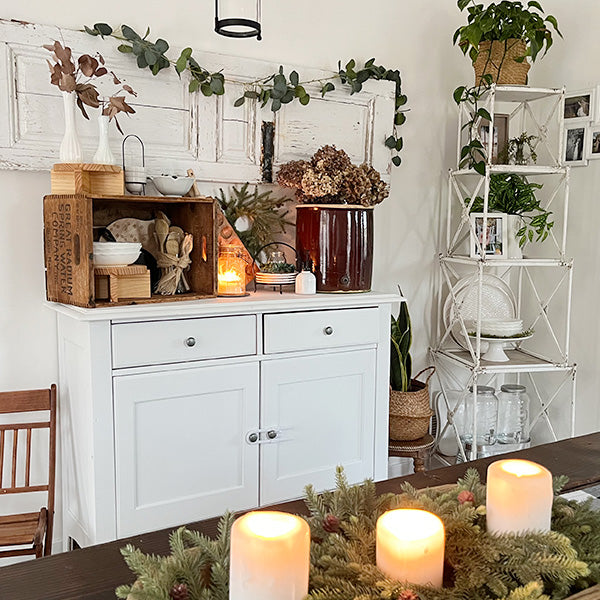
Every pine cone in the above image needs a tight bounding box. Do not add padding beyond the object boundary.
[458,490,475,505]
[170,582,189,600]
[398,590,420,600]
[322,514,341,533]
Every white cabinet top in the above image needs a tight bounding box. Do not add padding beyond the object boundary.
[48,290,402,322]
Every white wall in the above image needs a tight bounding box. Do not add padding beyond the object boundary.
[1,0,599,552]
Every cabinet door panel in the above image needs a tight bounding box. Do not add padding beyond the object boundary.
[260,350,376,506]
[114,363,259,537]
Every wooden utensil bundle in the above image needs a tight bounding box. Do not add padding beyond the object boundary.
[154,214,194,295]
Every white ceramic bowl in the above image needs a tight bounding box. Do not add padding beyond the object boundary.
[93,242,141,266]
[152,175,194,196]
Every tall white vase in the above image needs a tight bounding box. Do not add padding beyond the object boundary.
[93,114,115,164]
[59,91,83,163]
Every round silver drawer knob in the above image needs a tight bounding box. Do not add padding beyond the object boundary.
[324,326,334,336]
[185,337,196,347]
[267,430,277,439]
[248,432,259,443]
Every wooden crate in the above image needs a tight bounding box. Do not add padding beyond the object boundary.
[51,163,125,196]
[43,194,217,307]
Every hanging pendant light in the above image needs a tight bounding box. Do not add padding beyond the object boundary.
[215,0,262,40]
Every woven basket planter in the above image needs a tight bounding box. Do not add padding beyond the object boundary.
[389,367,435,442]
[473,39,530,85]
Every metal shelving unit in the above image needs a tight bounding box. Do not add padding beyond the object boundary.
[432,84,576,463]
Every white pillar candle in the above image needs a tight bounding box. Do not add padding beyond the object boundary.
[229,511,310,600]
[376,509,445,587]
[486,459,553,534]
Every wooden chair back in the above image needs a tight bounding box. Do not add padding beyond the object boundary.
[0,385,57,556]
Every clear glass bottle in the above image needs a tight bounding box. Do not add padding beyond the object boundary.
[455,385,498,460]
[497,384,530,444]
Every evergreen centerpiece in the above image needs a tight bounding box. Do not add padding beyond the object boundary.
[277,146,389,293]
[115,468,600,600]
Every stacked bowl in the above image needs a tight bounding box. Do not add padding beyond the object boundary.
[93,242,142,267]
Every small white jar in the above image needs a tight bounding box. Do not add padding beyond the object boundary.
[295,268,316,295]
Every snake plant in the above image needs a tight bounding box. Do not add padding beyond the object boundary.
[390,298,412,392]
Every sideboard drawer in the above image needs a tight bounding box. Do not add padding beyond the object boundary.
[263,308,379,354]
[112,315,257,368]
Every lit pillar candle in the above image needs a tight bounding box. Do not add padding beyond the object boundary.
[486,459,553,534]
[229,511,310,600]
[376,509,445,587]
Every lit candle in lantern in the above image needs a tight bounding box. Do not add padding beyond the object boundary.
[218,245,247,296]
[229,511,310,600]
[486,459,553,534]
[376,509,445,587]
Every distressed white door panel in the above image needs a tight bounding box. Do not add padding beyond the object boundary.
[0,19,395,179]
[275,95,373,165]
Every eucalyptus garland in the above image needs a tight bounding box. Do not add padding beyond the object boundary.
[83,24,407,166]
[116,469,600,600]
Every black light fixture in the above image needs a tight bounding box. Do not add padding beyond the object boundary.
[215,0,262,40]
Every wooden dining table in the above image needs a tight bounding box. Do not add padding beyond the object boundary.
[1,433,599,600]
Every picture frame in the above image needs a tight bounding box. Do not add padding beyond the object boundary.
[469,213,507,259]
[478,114,509,164]
[564,89,595,122]
[563,125,588,166]
[586,126,600,159]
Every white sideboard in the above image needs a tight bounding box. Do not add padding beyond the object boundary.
[51,291,398,547]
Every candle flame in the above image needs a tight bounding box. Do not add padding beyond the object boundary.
[218,268,242,282]
[242,511,302,539]
[378,509,444,541]
[500,460,542,477]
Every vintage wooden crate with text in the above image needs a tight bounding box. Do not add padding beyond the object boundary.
[43,194,216,307]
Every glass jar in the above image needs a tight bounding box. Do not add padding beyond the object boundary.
[497,384,530,444]
[455,385,498,459]
[218,246,247,296]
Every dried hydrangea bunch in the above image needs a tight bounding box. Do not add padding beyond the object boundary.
[277,145,389,207]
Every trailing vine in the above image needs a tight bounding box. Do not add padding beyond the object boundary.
[84,24,408,166]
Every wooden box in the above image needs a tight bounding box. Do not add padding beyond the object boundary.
[94,265,151,302]
[51,164,125,196]
[43,194,217,307]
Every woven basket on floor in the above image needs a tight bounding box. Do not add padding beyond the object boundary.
[473,39,530,85]
[389,367,435,442]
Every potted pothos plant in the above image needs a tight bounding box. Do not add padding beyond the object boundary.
[453,0,561,86]
[277,145,388,292]
[389,296,434,442]
[468,173,553,257]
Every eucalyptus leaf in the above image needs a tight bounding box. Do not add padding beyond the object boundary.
[118,44,133,54]
[234,97,245,107]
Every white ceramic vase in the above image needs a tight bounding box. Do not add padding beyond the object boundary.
[59,91,83,163]
[93,114,115,164]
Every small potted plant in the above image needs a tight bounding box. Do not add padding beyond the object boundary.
[504,132,538,165]
[469,173,553,257]
[277,145,388,292]
[453,0,561,85]
[389,296,434,442]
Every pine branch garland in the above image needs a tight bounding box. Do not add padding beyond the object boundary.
[115,469,600,600]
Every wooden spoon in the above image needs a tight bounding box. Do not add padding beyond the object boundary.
[155,218,169,254]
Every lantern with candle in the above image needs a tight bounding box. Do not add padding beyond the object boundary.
[218,245,249,296]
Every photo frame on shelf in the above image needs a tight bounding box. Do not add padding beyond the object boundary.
[563,125,588,166]
[586,126,600,159]
[469,213,507,259]
[478,114,509,164]
[564,88,595,122]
